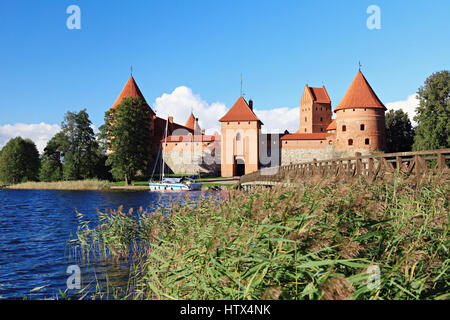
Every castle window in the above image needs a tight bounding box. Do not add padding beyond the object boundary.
[305,128,307,132]
[227,122,230,125]
[305,117,307,122]
[342,125,347,132]
[248,122,250,124]
[238,122,240,125]
[365,138,370,145]
[320,117,323,122]
[353,109,355,111]
[360,124,365,131]
[236,133,241,141]
[320,128,324,132]
[348,139,353,146]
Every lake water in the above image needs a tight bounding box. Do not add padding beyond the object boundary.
[0,189,213,299]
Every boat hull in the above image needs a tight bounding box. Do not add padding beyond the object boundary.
[149,183,202,191]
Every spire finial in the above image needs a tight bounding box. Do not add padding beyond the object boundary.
[131,65,133,77]
[240,73,243,97]
[358,61,362,72]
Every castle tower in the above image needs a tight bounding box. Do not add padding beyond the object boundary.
[334,71,386,151]
[108,76,156,152]
[184,112,202,135]
[111,76,155,116]
[299,85,332,133]
[219,97,261,177]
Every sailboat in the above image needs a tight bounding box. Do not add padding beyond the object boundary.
[149,117,202,191]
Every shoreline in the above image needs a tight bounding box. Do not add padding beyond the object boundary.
[3,179,238,191]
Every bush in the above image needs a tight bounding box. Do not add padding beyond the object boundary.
[73,176,449,300]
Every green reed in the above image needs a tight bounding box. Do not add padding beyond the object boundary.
[71,175,449,300]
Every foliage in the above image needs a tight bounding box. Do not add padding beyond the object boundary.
[59,109,101,180]
[73,176,449,300]
[104,97,154,185]
[413,70,450,151]
[385,109,415,153]
[41,110,109,181]
[39,133,64,182]
[0,137,40,184]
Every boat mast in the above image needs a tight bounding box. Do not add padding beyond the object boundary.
[162,117,169,182]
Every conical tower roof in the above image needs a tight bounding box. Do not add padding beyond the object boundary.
[185,112,201,132]
[219,96,261,123]
[111,76,155,114]
[335,71,386,112]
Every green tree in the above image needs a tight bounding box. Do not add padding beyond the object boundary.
[95,124,113,181]
[0,137,40,184]
[104,97,153,185]
[59,109,100,180]
[385,109,415,153]
[39,133,64,182]
[413,70,450,151]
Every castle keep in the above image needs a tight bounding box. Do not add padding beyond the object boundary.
[108,70,386,177]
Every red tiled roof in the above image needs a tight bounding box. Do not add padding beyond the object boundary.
[152,116,194,143]
[307,86,331,104]
[184,113,201,132]
[219,96,261,123]
[163,135,220,143]
[111,76,155,114]
[326,119,336,131]
[280,133,330,140]
[335,71,386,112]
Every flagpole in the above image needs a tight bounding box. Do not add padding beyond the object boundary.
[240,73,243,97]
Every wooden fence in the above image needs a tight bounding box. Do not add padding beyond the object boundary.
[239,148,450,188]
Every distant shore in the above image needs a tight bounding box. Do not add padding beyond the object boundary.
[3,178,238,191]
[4,180,111,191]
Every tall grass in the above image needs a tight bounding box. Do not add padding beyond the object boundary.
[7,179,111,190]
[72,175,449,300]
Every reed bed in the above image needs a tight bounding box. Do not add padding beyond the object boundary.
[71,175,449,300]
[7,179,111,190]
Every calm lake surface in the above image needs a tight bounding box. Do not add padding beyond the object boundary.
[0,189,214,299]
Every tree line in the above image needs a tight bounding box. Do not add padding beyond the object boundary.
[0,96,154,185]
[0,70,449,185]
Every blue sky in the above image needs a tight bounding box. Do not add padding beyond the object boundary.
[0,0,449,150]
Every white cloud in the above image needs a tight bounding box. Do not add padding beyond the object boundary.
[0,123,61,154]
[153,86,299,135]
[385,94,419,125]
[153,86,227,135]
[255,107,299,134]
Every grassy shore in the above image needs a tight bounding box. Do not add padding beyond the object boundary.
[6,179,111,190]
[71,174,449,300]
[6,178,236,190]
